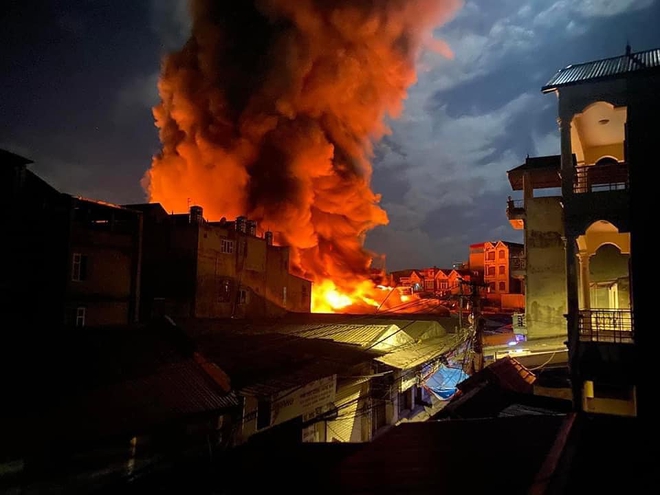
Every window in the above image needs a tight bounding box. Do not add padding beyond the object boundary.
[220,239,234,254]
[488,282,496,292]
[487,251,495,261]
[282,287,287,306]
[499,265,505,275]
[487,266,495,276]
[71,253,88,281]
[218,279,231,302]
[440,280,448,290]
[424,279,434,290]
[301,285,308,304]
[238,288,248,305]
[234,239,247,257]
[499,250,506,259]
[75,307,86,327]
[499,282,506,291]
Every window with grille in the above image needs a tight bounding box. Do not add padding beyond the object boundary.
[76,307,86,327]
[221,239,234,254]
[71,253,88,281]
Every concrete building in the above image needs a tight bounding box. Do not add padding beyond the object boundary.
[127,203,311,320]
[507,45,657,417]
[507,157,568,339]
[1,149,142,328]
[468,242,485,283]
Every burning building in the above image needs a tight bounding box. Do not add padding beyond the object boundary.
[143,0,461,313]
[126,203,311,320]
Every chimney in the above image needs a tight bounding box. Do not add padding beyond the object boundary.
[236,215,247,233]
[265,231,273,246]
[189,205,203,224]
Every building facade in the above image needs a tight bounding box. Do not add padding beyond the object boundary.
[507,46,656,417]
[129,203,311,320]
[482,241,524,295]
[506,158,568,339]
[1,150,142,328]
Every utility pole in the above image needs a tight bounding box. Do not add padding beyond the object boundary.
[470,280,484,374]
[458,279,464,331]
[458,278,487,374]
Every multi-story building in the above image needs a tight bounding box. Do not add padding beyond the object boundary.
[483,241,524,295]
[128,203,311,320]
[507,45,656,417]
[506,157,568,340]
[391,268,472,297]
[1,149,142,328]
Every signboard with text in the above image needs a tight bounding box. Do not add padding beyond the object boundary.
[271,375,336,426]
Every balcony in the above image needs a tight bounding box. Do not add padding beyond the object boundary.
[578,309,634,344]
[506,198,525,230]
[573,162,629,194]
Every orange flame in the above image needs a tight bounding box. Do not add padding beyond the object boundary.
[144,0,461,313]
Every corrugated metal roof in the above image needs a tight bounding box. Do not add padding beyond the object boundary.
[274,323,404,348]
[542,47,660,92]
[457,355,536,395]
[42,360,239,442]
[375,335,458,370]
[194,332,381,397]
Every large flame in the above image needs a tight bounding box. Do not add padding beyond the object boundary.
[144,0,461,313]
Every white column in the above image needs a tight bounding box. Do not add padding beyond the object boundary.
[558,114,575,196]
[578,251,591,310]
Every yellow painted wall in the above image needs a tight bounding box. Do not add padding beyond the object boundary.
[583,143,625,164]
[525,197,568,339]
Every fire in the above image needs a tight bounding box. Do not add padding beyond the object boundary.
[144,0,461,313]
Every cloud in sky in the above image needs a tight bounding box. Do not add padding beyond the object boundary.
[367,0,659,270]
[2,0,658,272]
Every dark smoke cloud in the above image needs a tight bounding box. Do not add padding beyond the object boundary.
[144,0,461,299]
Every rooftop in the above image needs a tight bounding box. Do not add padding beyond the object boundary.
[0,148,33,166]
[542,46,660,92]
[186,328,384,397]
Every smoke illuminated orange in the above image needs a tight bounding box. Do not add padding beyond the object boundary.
[143,0,462,313]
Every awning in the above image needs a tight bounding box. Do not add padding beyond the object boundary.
[422,365,469,400]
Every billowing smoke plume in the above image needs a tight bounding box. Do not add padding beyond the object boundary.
[144,0,460,307]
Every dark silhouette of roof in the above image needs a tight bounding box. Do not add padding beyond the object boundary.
[0,148,33,166]
[329,415,569,494]
[542,46,660,92]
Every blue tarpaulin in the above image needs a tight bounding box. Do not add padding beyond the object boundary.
[423,365,469,400]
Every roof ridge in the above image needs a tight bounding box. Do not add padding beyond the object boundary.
[561,46,658,70]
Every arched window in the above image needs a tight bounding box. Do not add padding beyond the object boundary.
[595,157,618,167]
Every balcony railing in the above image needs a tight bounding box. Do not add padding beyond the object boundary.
[506,198,524,213]
[574,163,629,193]
[578,309,634,344]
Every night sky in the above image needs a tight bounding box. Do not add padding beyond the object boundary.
[2,0,659,270]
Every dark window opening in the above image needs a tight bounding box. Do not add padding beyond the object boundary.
[257,400,271,430]
[72,253,88,281]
